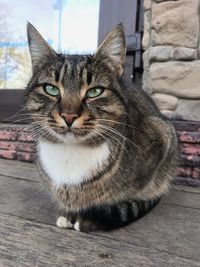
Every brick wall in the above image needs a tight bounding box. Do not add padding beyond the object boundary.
[0,121,200,187]
[174,121,200,187]
[0,124,35,162]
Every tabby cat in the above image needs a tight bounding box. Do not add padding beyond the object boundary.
[25,23,178,232]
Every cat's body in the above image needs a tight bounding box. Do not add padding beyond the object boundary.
[26,23,178,232]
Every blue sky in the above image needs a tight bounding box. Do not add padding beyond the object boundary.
[0,0,100,53]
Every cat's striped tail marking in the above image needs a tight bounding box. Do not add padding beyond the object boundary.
[79,198,161,231]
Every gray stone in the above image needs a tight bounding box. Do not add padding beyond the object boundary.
[144,0,152,11]
[149,46,173,62]
[153,0,179,2]
[142,10,151,50]
[150,61,200,98]
[174,100,200,121]
[152,93,178,110]
[198,36,200,59]
[143,50,150,69]
[152,0,199,48]
[173,47,197,60]
[142,69,153,94]
[160,110,174,119]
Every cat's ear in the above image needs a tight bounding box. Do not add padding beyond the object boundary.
[27,22,57,70]
[95,24,126,77]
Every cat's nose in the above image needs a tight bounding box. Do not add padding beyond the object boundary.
[61,113,78,127]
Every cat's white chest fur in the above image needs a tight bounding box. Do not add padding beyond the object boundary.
[38,140,110,187]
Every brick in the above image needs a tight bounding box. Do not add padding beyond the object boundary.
[0,141,18,151]
[180,154,200,167]
[176,167,192,177]
[0,149,17,160]
[17,152,35,162]
[173,121,200,132]
[180,144,200,155]
[18,143,36,153]
[177,131,200,144]
[192,168,200,179]
[0,130,17,141]
[18,132,35,142]
[174,177,200,187]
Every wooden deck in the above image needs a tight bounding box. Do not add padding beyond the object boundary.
[0,159,200,267]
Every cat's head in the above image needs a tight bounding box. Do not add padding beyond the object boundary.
[26,23,127,144]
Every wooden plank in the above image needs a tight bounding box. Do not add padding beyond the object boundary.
[172,184,200,194]
[0,159,38,181]
[98,202,200,262]
[0,174,200,262]
[0,174,56,224]
[1,214,200,267]
[162,189,200,209]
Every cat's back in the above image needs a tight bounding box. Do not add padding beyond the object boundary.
[123,84,178,165]
[124,84,162,119]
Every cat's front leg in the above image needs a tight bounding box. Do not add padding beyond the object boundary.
[73,217,99,232]
[56,211,98,232]
[56,211,74,229]
[56,216,74,229]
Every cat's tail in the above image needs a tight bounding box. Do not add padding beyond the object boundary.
[80,198,161,230]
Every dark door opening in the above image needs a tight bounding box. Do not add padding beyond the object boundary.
[98,0,144,87]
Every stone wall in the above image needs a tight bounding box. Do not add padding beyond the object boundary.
[143,0,200,120]
[142,0,200,186]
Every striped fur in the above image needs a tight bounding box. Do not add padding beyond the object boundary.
[68,198,161,232]
[26,23,178,232]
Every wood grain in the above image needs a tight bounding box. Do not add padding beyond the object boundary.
[1,213,200,267]
[162,189,200,209]
[0,159,38,181]
[0,160,200,267]
[0,168,200,263]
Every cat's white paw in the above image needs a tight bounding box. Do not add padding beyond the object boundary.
[74,221,80,231]
[56,216,73,229]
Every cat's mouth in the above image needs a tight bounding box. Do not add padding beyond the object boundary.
[50,124,94,142]
[31,114,96,143]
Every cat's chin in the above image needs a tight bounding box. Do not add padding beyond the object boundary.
[49,126,100,145]
[62,132,82,144]
[52,129,91,145]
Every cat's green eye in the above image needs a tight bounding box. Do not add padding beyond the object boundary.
[44,84,60,96]
[86,87,104,98]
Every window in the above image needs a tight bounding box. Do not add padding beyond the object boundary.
[0,0,99,122]
[0,0,143,122]
[0,0,100,90]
